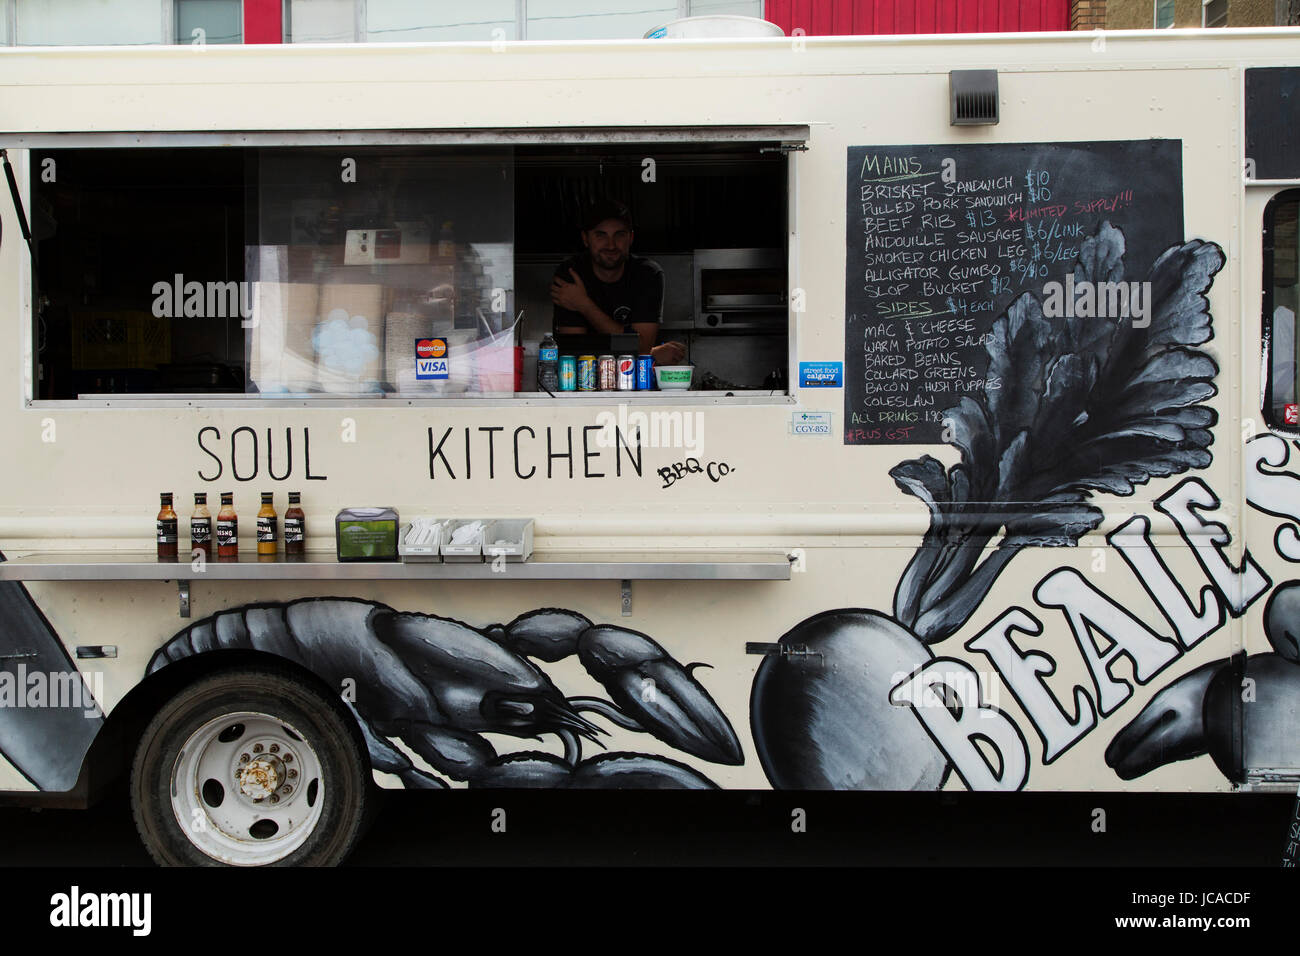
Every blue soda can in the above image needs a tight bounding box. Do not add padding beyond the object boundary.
[637,355,654,390]
[559,355,576,391]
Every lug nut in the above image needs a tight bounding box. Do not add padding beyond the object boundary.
[253,744,264,754]
[270,794,280,804]
[239,753,250,763]
[287,769,297,779]
[269,744,280,753]
[282,786,292,795]
[283,754,293,763]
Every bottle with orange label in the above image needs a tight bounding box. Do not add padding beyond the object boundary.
[216,492,238,559]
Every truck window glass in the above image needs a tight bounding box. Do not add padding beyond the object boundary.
[1265,190,1300,429]
[30,141,790,401]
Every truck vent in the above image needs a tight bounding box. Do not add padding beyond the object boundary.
[950,70,999,126]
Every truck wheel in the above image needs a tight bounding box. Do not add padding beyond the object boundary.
[131,668,370,866]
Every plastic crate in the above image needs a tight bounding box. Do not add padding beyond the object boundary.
[70,310,172,370]
[483,519,534,562]
[441,519,487,562]
[398,518,448,562]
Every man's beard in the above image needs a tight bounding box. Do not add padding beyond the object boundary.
[592,249,626,269]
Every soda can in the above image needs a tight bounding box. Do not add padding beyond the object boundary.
[578,355,596,391]
[637,355,654,390]
[598,354,616,391]
[616,355,635,390]
[559,355,577,391]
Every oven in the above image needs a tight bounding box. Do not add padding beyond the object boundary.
[693,248,787,330]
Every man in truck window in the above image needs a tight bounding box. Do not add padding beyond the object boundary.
[550,199,687,365]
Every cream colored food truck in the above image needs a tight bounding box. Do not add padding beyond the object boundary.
[0,27,1298,866]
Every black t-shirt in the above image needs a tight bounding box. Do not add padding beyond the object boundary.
[551,254,664,334]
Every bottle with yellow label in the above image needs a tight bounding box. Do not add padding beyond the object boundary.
[257,492,278,556]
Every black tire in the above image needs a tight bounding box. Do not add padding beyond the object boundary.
[131,667,371,866]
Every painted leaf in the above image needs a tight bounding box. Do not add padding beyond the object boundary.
[891,222,1225,644]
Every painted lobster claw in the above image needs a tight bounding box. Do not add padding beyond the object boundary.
[1108,653,1300,781]
[146,598,735,790]
[1104,658,1227,780]
[577,625,743,766]
[502,608,593,662]
[369,609,602,741]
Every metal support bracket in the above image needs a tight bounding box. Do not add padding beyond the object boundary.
[744,642,822,664]
[177,580,190,619]
[621,579,632,617]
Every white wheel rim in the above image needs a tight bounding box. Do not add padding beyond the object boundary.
[171,711,326,866]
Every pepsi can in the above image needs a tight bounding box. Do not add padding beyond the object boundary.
[617,355,635,390]
[559,355,576,391]
[636,355,654,390]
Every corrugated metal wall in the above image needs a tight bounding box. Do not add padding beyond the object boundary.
[765,0,1070,35]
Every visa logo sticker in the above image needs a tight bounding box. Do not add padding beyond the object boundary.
[799,362,842,388]
[416,338,448,380]
[790,411,832,436]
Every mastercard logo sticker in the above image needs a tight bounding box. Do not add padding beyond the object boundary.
[416,338,447,359]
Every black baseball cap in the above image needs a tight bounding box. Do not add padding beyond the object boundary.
[581,198,633,232]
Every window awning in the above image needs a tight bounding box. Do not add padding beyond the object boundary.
[0,125,810,149]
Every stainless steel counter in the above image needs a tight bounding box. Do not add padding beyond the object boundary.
[0,550,793,581]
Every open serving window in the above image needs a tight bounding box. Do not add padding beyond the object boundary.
[22,128,802,403]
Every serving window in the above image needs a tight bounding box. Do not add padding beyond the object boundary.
[26,135,793,401]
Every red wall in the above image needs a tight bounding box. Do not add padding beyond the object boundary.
[765,0,1070,35]
[243,0,283,44]
[239,0,1068,44]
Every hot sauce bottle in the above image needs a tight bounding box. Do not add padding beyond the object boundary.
[156,493,178,559]
[190,492,212,559]
[216,492,238,559]
[283,492,305,556]
[257,492,278,556]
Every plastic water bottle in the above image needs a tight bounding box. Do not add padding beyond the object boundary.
[538,334,559,391]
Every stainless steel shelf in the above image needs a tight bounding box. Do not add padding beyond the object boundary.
[0,551,793,582]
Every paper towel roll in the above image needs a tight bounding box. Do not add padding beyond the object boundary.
[314,284,384,393]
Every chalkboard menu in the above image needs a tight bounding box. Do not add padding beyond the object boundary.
[844,140,1183,444]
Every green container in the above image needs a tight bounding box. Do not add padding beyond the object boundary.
[335,507,399,561]
[654,366,693,389]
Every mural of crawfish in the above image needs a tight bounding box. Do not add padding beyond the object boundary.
[147,598,743,789]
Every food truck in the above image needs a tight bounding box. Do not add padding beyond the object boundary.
[0,25,1298,866]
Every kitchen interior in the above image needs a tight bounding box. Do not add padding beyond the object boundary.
[513,142,790,393]
[30,141,790,398]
